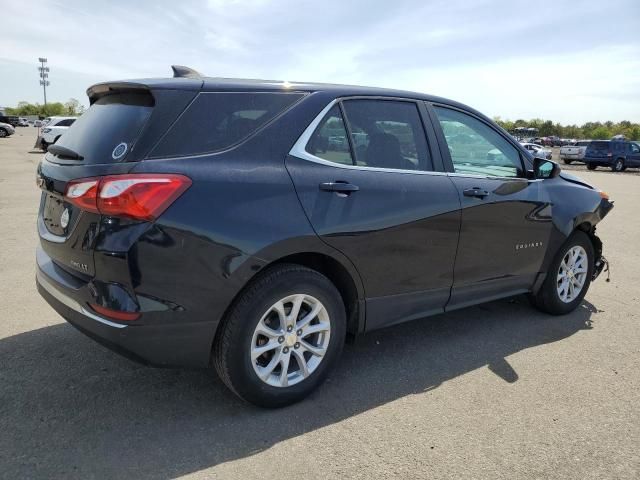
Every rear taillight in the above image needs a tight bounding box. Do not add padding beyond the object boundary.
[65,174,191,221]
[66,179,100,213]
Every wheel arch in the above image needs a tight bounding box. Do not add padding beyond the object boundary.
[267,252,364,336]
[210,247,366,364]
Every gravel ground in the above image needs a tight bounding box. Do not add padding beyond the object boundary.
[1,131,638,479]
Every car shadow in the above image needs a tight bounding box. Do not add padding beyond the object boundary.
[0,296,599,478]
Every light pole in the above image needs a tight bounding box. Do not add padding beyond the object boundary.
[38,58,50,106]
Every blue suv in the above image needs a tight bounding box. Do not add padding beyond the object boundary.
[584,140,640,172]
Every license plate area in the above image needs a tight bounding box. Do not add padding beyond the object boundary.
[42,193,78,237]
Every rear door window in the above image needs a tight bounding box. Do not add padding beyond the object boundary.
[53,92,154,164]
[305,105,354,165]
[340,99,432,171]
[151,92,303,158]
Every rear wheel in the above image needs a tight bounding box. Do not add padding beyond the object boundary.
[563,159,572,165]
[213,264,346,407]
[587,163,597,170]
[612,158,625,172]
[40,139,49,151]
[531,231,594,315]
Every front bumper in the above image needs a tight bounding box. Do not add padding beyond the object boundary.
[36,254,216,368]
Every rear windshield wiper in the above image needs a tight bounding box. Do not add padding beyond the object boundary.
[47,144,84,160]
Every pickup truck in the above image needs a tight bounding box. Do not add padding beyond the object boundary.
[559,141,590,164]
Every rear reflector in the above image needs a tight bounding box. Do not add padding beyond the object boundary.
[90,303,141,321]
[65,174,191,221]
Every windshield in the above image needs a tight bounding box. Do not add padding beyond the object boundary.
[53,92,153,164]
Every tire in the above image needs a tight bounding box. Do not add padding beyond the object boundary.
[40,139,49,151]
[612,158,624,172]
[0,128,7,138]
[587,164,597,170]
[563,159,572,165]
[213,264,346,407]
[531,231,594,315]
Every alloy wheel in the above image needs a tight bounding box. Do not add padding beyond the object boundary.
[251,294,331,387]
[556,246,588,303]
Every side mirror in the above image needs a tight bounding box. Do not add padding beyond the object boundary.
[533,157,560,179]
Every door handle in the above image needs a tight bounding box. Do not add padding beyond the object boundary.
[463,187,489,199]
[319,181,359,193]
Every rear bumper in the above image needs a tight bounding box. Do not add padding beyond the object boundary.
[583,157,613,166]
[36,256,216,368]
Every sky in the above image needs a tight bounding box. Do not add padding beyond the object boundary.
[1,0,639,124]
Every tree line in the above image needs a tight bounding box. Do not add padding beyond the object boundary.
[5,99,85,117]
[493,117,640,141]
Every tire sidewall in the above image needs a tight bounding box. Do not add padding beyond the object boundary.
[223,269,346,407]
[543,231,594,314]
[613,159,624,172]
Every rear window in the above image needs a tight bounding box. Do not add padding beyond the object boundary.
[589,141,610,151]
[150,92,303,158]
[54,93,153,164]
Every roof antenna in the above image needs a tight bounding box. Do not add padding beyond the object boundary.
[171,65,202,79]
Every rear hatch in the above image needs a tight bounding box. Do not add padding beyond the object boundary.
[37,85,196,279]
[585,141,610,158]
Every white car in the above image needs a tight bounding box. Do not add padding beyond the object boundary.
[38,116,76,150]
[559,141,590,164]
[0,122,15,138]
[521,142,552,160]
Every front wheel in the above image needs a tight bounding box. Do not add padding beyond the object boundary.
[213,264,346,407]
[531,231,594,315]
[0,128,7,138]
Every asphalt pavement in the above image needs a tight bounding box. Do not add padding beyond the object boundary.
[0,131,638,479]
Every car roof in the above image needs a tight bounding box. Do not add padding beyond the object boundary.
[86,75,483,117]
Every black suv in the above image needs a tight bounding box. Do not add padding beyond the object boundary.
[584,140,640,172]
[0,114,19,127]
[36,67,613,407]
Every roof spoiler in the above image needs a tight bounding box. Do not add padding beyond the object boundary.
[171,65,202,79]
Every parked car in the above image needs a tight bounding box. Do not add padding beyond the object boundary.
[0,121,15,138]
[559,141,590,164]
[520,142,552,159]
[36,116,77,150]
[583,140,640,172]
[17,117,30,127]
[36,67,613,407]
[0,115,19,127]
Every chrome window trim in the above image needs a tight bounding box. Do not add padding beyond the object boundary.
[36,269,127,329]
[289,98,448,176]
[289,98,544,181]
